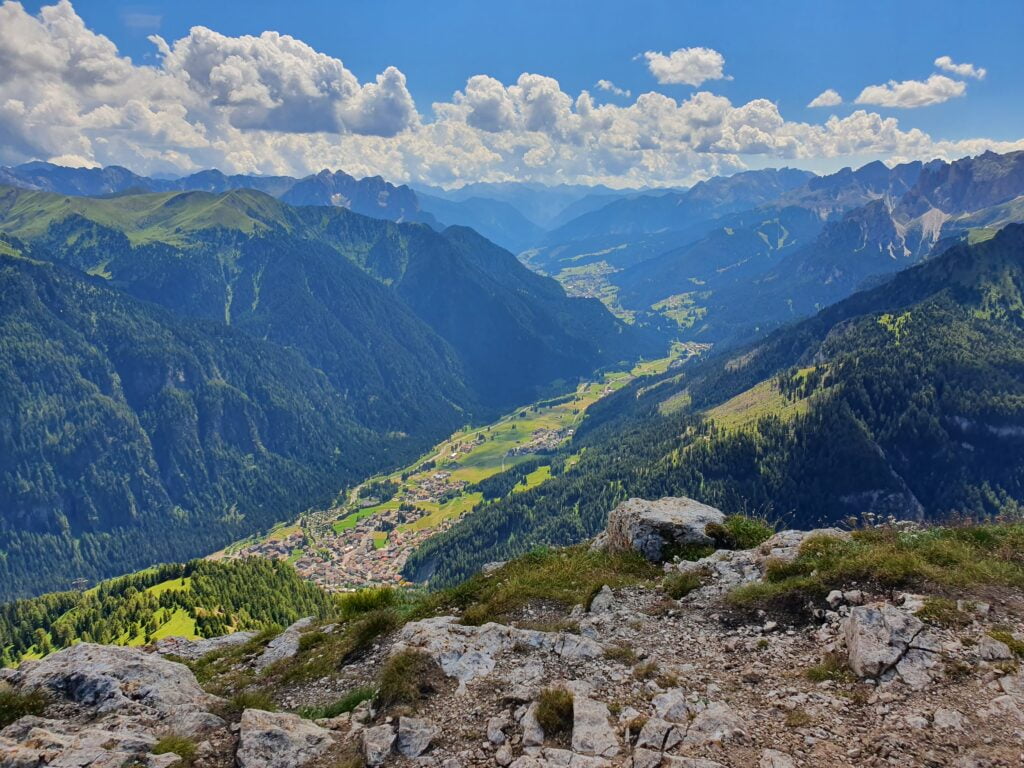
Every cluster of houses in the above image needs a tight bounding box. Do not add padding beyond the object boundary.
[230,530,305,561]
[405,471,467,502]
[297,519,436,590]
[445,433,485,460]
[507,427,573,456]
[224,416,582,591]
[226,502,450,591]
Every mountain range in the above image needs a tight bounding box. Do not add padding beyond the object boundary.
[0,162,659,254]
[0,162,435,226]
[0,183,660,600]
[526,151,1024,347]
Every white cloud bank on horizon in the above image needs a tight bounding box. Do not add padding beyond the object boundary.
[0,1,1020,187]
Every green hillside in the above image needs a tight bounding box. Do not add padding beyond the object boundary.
[0,252,409,599]
[0,558,333,667]
[407,224,1024,585]
[0,186,291,247]
[0,184,662,409]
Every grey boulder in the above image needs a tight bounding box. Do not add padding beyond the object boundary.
[362,723,397,766]
[397,716,437,757]
[254,617,314,670]
[571,696,619,757]
[153,631,257,661]
[236,709,334,768]
[595,497,725,562]
[843,602,939,685]
[18,643,213,715]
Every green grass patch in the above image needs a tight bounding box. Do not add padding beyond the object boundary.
[333,509,376,533]
[346,609,400,657]
[338,587,400,618]
[651,292,707,330]
[274,608,400,685]
[418,546,660,626]
[706,378,810,431]
[728,524,1024,613]
[151,609,199,642]
[658,389,692,416]
[513,465,552,494]
[401,492,484,532]
[299,686,376,720]
[706,515,775,550]
[0,683,48,728]
[805,652,854,683]
[604,644,637,664]
[375,649,444,710]
[535,687,574,741]
[663,570,705,599]
[152,733,197,765]
[146,576,191,596]
[915,597,971,628]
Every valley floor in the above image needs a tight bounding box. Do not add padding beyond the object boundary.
[213,347,695,591]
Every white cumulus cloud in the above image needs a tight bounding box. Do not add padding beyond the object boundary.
[934,55,986,80]
[642,47,728,87]
[153,25,416,136]
[855,74,966,108]
[595,79,631,98]
[808,89,842,108]
[0,2,1020,187]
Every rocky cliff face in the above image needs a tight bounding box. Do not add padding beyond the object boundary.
[3,497,1023,768]
[280,170,435,225]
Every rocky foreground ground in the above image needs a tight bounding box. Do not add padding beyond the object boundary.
[3,497,1024,768]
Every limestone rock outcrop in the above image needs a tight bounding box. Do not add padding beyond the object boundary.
[593,497,725,561]
[842,602,942,687]
[153,630,257,660]
[254,616,314,670]
[395,615,603,691]
[236,708,334,768]
[18,643,216,715]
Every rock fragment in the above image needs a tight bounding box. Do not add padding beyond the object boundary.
[236,709,334,768]
[397,716,437,757]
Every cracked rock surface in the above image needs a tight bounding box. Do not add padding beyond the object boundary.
[843,602,944,688]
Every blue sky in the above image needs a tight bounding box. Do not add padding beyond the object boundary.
[5,0,1024,185]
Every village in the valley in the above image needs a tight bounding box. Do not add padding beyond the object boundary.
[219,347,695,590]
[220,425,566,591]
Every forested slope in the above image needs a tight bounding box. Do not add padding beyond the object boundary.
[0,185,659,409]
[0,250,394,599]
[0,558,333,666]
[407,225,1024,585]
